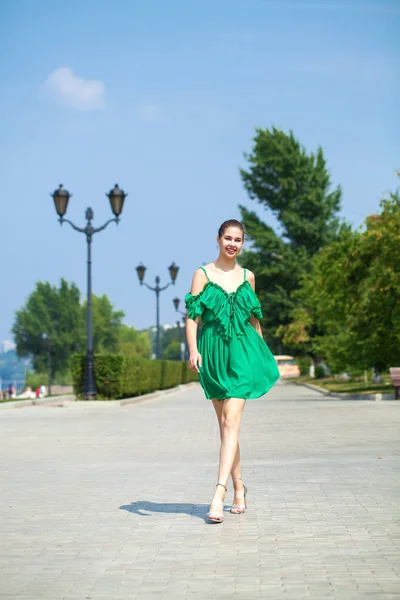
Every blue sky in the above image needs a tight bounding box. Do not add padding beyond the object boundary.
[0,0,398,341]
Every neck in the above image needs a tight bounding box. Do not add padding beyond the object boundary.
[214,255,236,271]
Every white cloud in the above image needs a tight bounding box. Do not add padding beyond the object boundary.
[138,104,161,121]
[44,67,105,110]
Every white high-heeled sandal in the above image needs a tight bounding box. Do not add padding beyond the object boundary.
[207,482,227,523]
[230,478,248,514]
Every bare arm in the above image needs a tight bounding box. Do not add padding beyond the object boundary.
[186,269,207,372]
[247,270,263,339]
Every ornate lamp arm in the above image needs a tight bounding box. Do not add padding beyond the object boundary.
[143,281,173,293]
[92,218,119,235]
[143,282,157,292]
[158,281,173,293]
[60,214,119,240]
[59,218,86,234]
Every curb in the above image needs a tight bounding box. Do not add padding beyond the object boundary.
[0,382,200,410]
[120,382,199,407]
[0,394,76,410]
[294,381,395,401]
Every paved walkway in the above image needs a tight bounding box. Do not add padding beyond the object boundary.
[0,382,399,600]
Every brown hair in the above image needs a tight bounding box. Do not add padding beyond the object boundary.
[218,219,245,239]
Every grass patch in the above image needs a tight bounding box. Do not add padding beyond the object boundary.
[297,376,393,395]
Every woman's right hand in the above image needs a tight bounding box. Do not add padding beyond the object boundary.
[189,350,202,373]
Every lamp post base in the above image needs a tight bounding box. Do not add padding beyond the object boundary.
[84,350,96,399]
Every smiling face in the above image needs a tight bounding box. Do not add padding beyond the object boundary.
[217,226,244,259]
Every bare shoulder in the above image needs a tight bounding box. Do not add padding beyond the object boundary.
[245,269,256,290]
[190,267,208,296]
[202,262,215,274]
[245,269,255,282]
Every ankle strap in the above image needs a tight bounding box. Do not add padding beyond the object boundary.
[216,482,227,491]
[233,478,242,481]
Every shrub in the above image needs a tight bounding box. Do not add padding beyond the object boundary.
[161,360,182,389]
[122,357,163,396]
[296,356,312,376]
[71,354,198,399]
[315,364,326,379]
[25,371,48,390]
[182,362,199,383]
[25,370,73,389]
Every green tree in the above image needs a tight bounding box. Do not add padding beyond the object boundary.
[160,324,184,360]
[12,282,134,376]
[83,294,125,353]
[117,324,152,358]
[280,188,400,372]
[12,279,84,375]
[239,127,346,350]
[162,340,182,361]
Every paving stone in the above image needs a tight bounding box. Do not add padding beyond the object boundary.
[0,381,399,599]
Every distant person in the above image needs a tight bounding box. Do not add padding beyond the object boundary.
[185,219,280,523]
[20,386,35,399]
[40,384,46,398]
[35,387,40,399]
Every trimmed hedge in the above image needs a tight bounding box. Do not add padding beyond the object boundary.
[71,354,198,399]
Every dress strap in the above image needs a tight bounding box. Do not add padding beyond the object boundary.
[199,266,210,281]
[243,268,247,281]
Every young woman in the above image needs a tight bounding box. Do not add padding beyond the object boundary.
[185,219,280,523]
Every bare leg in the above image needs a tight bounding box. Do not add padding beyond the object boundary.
[212,400,245,508]
[209,398,246,516]
[212,399,242,480]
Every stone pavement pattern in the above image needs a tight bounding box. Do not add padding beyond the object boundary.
[0,382,399,600]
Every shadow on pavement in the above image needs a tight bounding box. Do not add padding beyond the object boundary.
[120,501,231,521]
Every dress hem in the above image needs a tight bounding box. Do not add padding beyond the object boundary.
[203,374,280,401]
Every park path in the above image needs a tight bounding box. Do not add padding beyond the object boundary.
[0,381,399,600]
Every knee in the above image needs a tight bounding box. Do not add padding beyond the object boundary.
[222,414,239,434]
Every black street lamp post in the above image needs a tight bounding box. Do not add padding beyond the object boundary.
[172,297,188,361]
[136,263,179,359]
[51,184,127,399]
[41,333,52,397]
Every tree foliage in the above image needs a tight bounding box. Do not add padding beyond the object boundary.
[117,324,152,358]
[13,280,151,375]
[161,325,185,361]
[280,189,400,372]
[239,127,346,349]
[12,279,84,375]
[162,340,182,361]
[83,294,124,354]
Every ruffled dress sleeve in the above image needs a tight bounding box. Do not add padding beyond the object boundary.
[239,281,263,320]
[251,294,263,320]
[185,292,204,320]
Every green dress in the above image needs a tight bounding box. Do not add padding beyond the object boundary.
[185,267,280,401]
